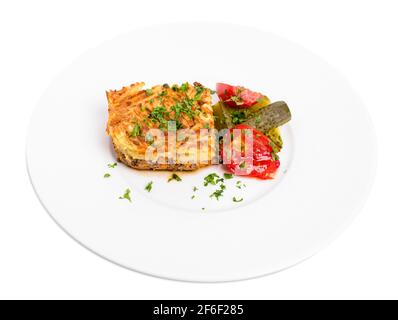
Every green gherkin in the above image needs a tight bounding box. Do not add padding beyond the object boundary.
[265,127,283,152]
[212,99,291,153]
[243,101,291,133]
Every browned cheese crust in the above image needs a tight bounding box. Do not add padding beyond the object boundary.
[106,82,215,171]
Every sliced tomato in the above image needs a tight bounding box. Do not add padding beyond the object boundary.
[251,159,280,180]
[220,124,280,180]
[216,83,235,101]
[216,83,264,108]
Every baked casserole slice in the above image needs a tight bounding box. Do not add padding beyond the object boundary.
[106,82,216,171]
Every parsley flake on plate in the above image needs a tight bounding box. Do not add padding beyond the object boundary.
[119,188,132,202]
[236,181,246,189]
[204,173,223,186]
[145,181,153,192]
[168,173,182,182]
[233,197,244,203]
[210,184,226,201]
[223,173,234,180]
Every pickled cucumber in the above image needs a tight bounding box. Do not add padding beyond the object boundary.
[212,99,290,153]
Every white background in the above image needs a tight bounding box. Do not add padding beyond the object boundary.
[0,0,397,300]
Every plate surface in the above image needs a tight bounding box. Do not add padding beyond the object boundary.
[27,23,377,282]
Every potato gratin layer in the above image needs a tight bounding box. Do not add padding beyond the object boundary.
[106,82,216,171]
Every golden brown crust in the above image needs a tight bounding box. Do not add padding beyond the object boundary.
[106,82,216,171]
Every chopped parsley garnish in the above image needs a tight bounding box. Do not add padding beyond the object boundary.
[191,195,196,200]
[230,95,244,106]
[193,186,198,192]
[172,84,180,92]
[170,99,197,128]
[236,181,246,189]
[204,173,222,186]
[104,173,111,178]
[204,173,227,200]
[183,101,198,119]
[171,102,183,119]
[145,181,153,192]
[129,124,141,137]
[233,197,244,203]
[108,163,118,169]
[210,89,216,94]
[194,85,205,100]
[181,98,197,118]
[223,173,234,180]
[210,190,223,200]
[119,188,132,202]
[231,110,247,125]
[180,82,189,92]
[149,106,169,128]
[239,162,247,169]
[145,89,153,96]
[168,173,182,182]
[210,184,226,201]
[149,98,155,104]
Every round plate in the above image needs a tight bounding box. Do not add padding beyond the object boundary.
[26,22,377,282]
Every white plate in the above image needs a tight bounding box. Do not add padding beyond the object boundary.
[26,23,377,282]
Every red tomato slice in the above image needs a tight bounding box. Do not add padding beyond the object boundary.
[216,83,235,102]
[220,125,280,179]
[216,83,264,108]
[251,160,280,180]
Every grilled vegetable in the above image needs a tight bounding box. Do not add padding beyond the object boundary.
[213,101,248,129]
[213,99,291,132]
[243,101,291,133]
[266,127,283,152]
[213,98,289,152]
[216,83,266,108]
[247,96,271,113]
[220,124,280,180]
[213,102,226,130]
